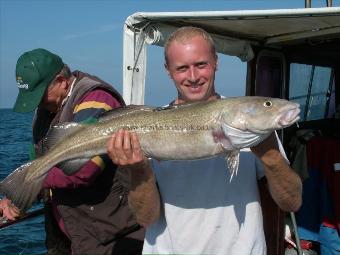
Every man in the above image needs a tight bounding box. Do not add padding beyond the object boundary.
[107,27,302,255]
[2,48,144,255]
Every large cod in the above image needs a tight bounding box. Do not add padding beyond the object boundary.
[0,97,300,210]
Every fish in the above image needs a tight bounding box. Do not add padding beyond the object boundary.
[0,96,300,210]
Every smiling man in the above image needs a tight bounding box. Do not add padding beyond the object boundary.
[107,26,302,255]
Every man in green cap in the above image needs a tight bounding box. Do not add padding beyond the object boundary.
[14,48,66,112]
[1,48,144,255]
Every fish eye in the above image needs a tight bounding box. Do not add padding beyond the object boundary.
[263,101,272,108]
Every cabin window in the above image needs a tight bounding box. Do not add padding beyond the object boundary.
[288,63,335,121]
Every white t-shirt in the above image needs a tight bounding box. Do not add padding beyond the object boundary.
[143,148,268,255]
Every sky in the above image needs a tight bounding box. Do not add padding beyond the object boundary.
[1,0,339,108]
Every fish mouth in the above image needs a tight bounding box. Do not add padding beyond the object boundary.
[278,107,300,127]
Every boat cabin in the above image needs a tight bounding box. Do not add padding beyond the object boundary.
[122,5,340,255]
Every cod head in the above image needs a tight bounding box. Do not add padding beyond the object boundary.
[220,97,300,149]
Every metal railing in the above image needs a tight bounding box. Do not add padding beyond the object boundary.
[305,0,333,8]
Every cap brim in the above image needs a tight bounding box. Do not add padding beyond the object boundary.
[13,81,48,113]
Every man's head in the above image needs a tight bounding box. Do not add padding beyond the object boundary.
[14,48,69,113]
[164,26,218,104]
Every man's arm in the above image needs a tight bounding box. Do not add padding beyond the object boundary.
[107,129,161,227]
[42,158,104,189]
[251,132,302,212]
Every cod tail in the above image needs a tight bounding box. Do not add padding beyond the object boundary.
[0,161,44,211]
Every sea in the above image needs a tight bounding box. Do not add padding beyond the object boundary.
[0,109,46,255]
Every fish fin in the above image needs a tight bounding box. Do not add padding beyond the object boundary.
[155,101,201,111]
[41,122,85,153]
[222,123,266,149]
[154,104,184,111]
[212,128,233,150]
[57,158,91,175]
[0,162,43,211]
[225,150,240,181]
[98,105,156,122]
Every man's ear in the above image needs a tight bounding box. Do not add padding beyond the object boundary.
[55,75,63,83]
[55,75,68,89]
[215,54,218,71]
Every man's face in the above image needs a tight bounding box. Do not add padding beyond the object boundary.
[165,36,218,103]
[40,77,67,113]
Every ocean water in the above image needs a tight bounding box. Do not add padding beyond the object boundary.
[0,109,46,255]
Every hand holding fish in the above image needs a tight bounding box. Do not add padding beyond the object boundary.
[250,132,280,164]
[0,198,20,221]
[107,129,147,167]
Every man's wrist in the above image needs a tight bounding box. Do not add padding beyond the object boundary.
[126,158,151,172]
[118,159,154,191]
[259,149,284,169]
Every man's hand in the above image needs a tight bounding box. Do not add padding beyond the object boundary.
[250,132,281,166]
[107,129,147,167]
[0,198,20,221]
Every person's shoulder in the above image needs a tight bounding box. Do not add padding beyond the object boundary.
[80,89,122,108]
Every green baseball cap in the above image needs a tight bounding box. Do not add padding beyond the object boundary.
[13,48,64,112]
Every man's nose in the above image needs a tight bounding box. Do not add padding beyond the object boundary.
[188,67,198,82]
